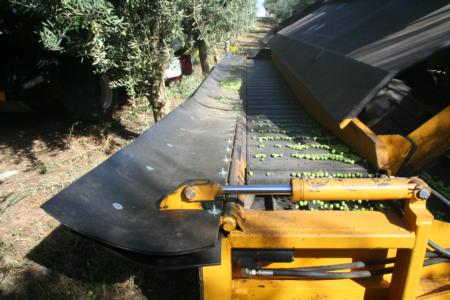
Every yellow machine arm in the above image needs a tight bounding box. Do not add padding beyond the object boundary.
[159,177,431,210]
[159,178,450,300]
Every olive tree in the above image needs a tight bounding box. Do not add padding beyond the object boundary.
[264,0,315,20]
[12,0,185,121]
[11,0,256,121]
[184,0,257,74]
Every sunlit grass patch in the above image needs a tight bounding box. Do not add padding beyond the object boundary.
[221,78,242,91]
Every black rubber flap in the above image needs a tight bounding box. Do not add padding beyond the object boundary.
[270,35,389,124]
[270,0,450,123]
[278,0,450,71]
[107,237,222,269]
[42,57,242,256]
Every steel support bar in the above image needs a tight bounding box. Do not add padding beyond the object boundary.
[222,184,291,195]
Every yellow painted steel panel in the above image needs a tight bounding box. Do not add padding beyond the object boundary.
[202,238,232,300]
[232,278,390,300]
[230,211,415,249]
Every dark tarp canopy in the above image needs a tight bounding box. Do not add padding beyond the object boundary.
[270,0,450,124]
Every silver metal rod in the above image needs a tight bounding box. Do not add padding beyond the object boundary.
[222,185,292,195]
[431,188,450,207]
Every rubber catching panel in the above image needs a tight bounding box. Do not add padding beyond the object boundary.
[42,57,244,256]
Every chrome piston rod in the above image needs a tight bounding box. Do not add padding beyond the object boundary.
[222,184,292,195]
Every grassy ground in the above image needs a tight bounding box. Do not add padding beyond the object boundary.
[236,17,275,54]
[0,18,273,300]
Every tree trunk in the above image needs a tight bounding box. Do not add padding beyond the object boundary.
[197,39,210,75]
[148,62,168,123]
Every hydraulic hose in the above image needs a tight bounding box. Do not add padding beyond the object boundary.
[270,267,393,279]
[281,257,396,272]
[428,240,450,258]
[419,175,450,208]
[243,250,450,279]
[424,257,450,266]
[246,257,449,279]
[430,187,450,207]
[265,250,446,273]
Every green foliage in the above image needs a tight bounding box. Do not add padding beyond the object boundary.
[166,74,203,100]
[422,172,450,199]
[264,0,315,20]
[10,0,256,117]
[185,0,257,46]
[11,0,184,98]
[417,172,449,221]
[221,78,242,90]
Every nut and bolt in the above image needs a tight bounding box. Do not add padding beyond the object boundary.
[417,188,431,200]
[184,187,197,200]
[208,204,222,215]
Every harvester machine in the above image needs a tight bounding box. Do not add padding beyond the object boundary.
[42,1,450,299]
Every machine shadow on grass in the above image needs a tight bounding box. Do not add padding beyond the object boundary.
[1,226,199,300]
[0,112,139,171]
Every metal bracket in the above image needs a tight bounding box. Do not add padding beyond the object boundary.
[159,180,222,210]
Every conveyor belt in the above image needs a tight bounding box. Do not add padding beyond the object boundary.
[246,58,372,185]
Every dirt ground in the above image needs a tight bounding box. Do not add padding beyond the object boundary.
[0,98,197,300]
[0,19,273,300]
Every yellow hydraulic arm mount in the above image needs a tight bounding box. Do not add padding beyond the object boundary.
[159,177,430,210]
[159,178,446,300]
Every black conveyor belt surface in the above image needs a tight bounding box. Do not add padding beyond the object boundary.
[246,58,371,185]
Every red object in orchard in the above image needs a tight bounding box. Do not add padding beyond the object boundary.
[165,75,182,86]
[180,54,193,75]
[164,54,193,86]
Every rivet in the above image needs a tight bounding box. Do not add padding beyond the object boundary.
[112,203,123,210]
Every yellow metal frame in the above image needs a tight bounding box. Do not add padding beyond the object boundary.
[195,178,449,300]
[159,180,221,210]
[290,177,418,201]
[202,221,450,300]
[382,105,450,174]
[0,91,6,102]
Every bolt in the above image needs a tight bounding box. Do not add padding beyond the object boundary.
[208,204,222,215]
[219,168,227,177]
[242,268,251,277]
[184,187,197,200]
[418,188,431,200]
